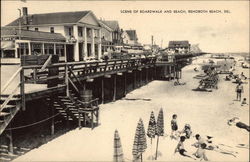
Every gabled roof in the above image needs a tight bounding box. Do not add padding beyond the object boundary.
[1,27,65,42]
[168,41,190,48]
[125,30,138,41]
[101,20,120,31]
[6,11,91,26]
[99,20,113,32]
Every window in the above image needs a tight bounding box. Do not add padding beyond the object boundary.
[87,28,91,38]
[50,27,54,33]
[78,27,83,37]
[35,28,39,31]
[56,44,65,57]
[68,27,73,36]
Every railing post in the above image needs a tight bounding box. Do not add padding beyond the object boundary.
[65,65,69,97]
[20,68,25,111]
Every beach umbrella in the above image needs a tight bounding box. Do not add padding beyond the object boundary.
[155,108,164,160]
[113,130,124,162]
[132,118,147,162]
[147,111,157,160]
[147,111,157,143]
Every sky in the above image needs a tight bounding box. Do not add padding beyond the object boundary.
[1,0,249,53]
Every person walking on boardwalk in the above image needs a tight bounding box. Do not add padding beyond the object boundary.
[235,82,243,101]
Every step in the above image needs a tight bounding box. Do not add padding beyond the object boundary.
[0,157,11,161]
[60,99,71,102]
[0,112,10,117]
[1,105,16,112]
[55,107,64,110]
[0,120,5,124]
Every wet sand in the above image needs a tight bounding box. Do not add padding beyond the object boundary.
[14,54,249,161]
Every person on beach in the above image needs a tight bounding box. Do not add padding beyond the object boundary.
[241,98,248,106]
[193,143,209,161]
[193,134,237,157]
[228,117,250,132]
[192,134,208,148]
[179,124,192,139]
[235,82,243,101]
[171,114,178,139]
[174,136,196,160]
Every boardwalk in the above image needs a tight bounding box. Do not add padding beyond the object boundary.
[14,54,249,161]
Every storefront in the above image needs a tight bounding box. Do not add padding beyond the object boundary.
[1,28,74,64]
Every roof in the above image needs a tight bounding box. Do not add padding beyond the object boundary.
[125,30,138,41]
[99,20,113,32]
[6,11,90,26]
[1,27,66,42]
[101,20,120,31]
[168,41,190,48]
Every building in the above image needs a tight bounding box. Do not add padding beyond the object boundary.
[1,27,70,64]
[121,30,138,46]
[5,7,102,61]
[167,40,190,54]
[102,20,123,45]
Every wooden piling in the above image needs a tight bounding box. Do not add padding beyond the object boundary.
[134,71,137,89]
[113,75,117,101]
[65,65,69,97]
[101,77,104,104]
[8,125,14,154]
[124,72,127,96]
[20,68,25,111]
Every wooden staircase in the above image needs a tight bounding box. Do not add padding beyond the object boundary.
[0,96,21,135]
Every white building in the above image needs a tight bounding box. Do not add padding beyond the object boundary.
[5,8,102,62]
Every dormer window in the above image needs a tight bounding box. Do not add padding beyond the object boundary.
[50,27,54,33]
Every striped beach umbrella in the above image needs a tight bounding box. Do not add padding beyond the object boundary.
[132,118,147,162]
[155,108,164,160]
[113,130,124,162]
[147,111,157,143]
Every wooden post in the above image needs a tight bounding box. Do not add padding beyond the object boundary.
[101,77,104,104]
[33,68,37,84]
[20,68,25,111]
[65,65,69,97]
[134,71,137,89]
[124,72,127,96]
[113,75,116,101]
[169,66,172,80]
[7,126,14,154]
[140,70,142,86]
[50,95,55,135]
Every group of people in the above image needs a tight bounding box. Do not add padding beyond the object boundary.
[170,114,240,161]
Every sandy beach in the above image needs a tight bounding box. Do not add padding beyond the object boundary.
[14,54,249,161]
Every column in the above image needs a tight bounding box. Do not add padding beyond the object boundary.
[54,44,56,55]
[83,26,87,60]
[91,28,95,57]
[64,44,67,62]
[73,25,79,61]
[28,42,31,55]
[98,29,102,60]
[15,42,18,58]
[42,43,45,55]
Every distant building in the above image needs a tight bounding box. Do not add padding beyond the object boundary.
[167,40,190,54]
[5,7,102,61]
[99,20,123,54]
[122,30,138,46]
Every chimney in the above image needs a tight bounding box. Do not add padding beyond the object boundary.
[22,7,28,25]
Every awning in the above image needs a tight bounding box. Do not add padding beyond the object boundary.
[1,41,15,50]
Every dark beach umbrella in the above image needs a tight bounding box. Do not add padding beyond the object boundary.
[155,108,164,160]
[147,111,157,144]
[132,118,147,162]
[114,130,124,162]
